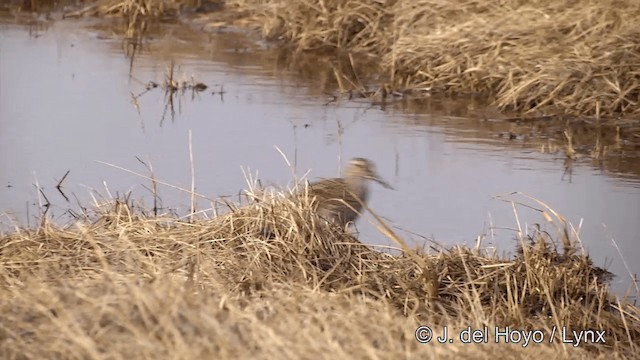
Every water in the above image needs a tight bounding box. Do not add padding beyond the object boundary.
[1,18,638,296]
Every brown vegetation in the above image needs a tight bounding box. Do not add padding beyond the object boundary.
[224,0,640,118]
[9,0,640,118]
[1,187,638,359]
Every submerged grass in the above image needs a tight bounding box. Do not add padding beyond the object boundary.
[1,183,638,358]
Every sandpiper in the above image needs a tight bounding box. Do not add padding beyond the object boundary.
[304,157,393,227]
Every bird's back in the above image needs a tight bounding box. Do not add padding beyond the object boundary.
[307,177,368,226]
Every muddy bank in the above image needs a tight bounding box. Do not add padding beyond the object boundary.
[7,0,640,119]
[5,0,638,162]
[222,0,640,118]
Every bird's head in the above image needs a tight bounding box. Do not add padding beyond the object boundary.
[346,158,393,189]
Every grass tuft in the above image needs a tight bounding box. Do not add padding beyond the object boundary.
[1,185,638,358]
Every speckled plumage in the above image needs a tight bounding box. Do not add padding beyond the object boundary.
[305,158,392,227]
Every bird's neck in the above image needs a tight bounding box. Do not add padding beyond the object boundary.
[345,176,369,198]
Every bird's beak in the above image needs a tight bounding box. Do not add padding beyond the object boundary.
[370,173,394,190]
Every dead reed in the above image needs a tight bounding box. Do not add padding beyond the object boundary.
[67,0,181,18]
[19,0,639,118]
[16,0,640,117]
[0,185,638,359]
[224,0,640,118]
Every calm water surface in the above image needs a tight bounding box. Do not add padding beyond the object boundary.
[1,18,638,295]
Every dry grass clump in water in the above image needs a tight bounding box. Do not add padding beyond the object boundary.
[71,0,184,18]
[61,0,193,38]
[228,0,640,117]
[1,189,638,358]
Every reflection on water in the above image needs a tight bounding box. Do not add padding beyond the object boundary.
[0,18,638,296]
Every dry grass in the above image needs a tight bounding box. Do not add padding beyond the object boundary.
[69,0,183,18]
[1,184,638,359]
[223,0,640,118]
[13,0,639,119]
[13,0,640,117]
